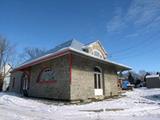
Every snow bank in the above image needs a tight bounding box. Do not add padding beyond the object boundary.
[0,88,160,120]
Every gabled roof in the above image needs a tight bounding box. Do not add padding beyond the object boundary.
[85,40,108,55]
[13,39,132,71]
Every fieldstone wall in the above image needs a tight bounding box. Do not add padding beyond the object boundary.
[103,69,118,97]
[28,55,70,100]
[10,53,119,101]
[10,55,71,100]
[70,54,119,100]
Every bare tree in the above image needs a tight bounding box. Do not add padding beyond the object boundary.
[0,36,14,90]
[24,47,46,59]
[18,47,46,63]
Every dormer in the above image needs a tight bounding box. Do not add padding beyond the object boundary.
[83,40,107,59]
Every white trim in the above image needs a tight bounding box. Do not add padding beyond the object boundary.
[95,89,103,96]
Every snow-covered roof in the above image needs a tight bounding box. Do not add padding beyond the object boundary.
[146,75,160,79]
[13,39,131,71]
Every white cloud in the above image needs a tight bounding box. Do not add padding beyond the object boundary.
[106,15,127,33]
[127,0,160,26]
[106,0,160,33]
[106,7,127,33]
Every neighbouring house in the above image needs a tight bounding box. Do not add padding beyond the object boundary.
[9,40,131,101]
[0,64,12,91]
[2,64,12,91]
[146,74,160,88]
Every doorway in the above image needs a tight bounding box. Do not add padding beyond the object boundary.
[21,73,29,96]
[94,67,103,96]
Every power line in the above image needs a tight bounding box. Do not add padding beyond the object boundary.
[109,30,160,57]
[109,33,160,59]
[111,38,160,60]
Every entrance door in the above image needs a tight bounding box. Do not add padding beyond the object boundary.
[22,76,29,91]
[94,67,103,96]
[21,73,29,96]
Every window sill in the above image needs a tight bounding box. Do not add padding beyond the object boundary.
[38,80,57,84]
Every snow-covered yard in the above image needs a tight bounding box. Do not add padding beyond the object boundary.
[0,88,160,120]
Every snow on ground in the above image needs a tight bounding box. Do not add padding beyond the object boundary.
[0,88,160,120]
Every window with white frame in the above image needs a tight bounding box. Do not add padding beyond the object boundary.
[92,49,103,58]
[94,67,102,89]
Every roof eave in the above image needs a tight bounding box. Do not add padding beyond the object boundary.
[12,47,71,72]
[68,47,132,71]
[11,46,131,73]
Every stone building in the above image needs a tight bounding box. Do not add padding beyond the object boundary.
[10,40,131,101]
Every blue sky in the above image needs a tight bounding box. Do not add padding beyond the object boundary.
[0,0,160,72]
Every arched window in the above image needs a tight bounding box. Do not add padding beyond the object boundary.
[94,66,102,90]
[37,67,56,83]
[92,49,103,58]
[94,67,101,73]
